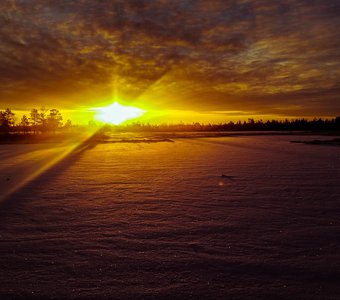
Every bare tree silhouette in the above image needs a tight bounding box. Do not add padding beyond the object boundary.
[47,109,63,133]
[20,115,30,133]
[0,108,15,134]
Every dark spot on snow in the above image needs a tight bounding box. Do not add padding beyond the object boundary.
[220,174,236,180]
[189,243,204,253]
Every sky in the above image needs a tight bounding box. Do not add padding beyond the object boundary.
[0,0,339,123]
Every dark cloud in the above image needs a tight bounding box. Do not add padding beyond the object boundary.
[0,0,339,118]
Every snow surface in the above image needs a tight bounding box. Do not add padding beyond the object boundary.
[0,135,339,299]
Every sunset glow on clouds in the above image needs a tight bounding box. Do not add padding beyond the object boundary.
[0,0,339,122]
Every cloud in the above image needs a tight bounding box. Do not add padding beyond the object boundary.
[0,0,339,117]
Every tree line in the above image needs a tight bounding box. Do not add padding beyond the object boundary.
[108,117,340,132]
[1,107,339,134]
[0,107,70,134]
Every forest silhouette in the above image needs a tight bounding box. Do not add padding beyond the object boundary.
[0,107,339,140]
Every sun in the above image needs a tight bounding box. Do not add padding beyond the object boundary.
[94,102,145,125]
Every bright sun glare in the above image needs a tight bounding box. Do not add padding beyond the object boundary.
[94,102,145,125]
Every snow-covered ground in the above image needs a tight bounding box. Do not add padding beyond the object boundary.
[0,135,339,299]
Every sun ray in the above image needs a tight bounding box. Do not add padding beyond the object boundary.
[0,126,103,206]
